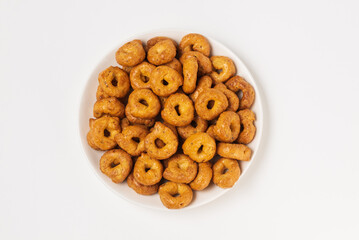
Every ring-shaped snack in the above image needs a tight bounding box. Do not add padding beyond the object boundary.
[96,85,109,100]
[177,115,208,139]
[127,89,160,119]
[120,117,131,129]
[98,66,130,98]
[182,132,216,163]
[125,105,155,127]
[163,154,198,184]
[115,39,146,67]
[189,75,212,102]
[180,51,212,75]
[195,89,228,120]
[210,56,236,83]
[213,111,241,143]
[212,158,240,188]
[214,83,239,112]
[144,122,178,160]
[225,76,255,110]
[150,66,183,97]
[161,93,194,127]
[115,125,149,156]
[127,173,159,195]
[133,153,163,185]
[179,33,211,56]
[164,58,182,74]
[146,36,178,52]
[87,131,100,150]
[158,182,193,209]
[237,109,256,144]
[100,149,133,183]
[190,162,213,191]
[147,39,177,65]
[217,143,252,161]
[129,62,155,89]
[180,54,198,93]
[93,97,125,118]
[90,116,121,150]
[205,125,216,139]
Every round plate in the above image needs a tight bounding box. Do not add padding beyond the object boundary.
[79,30,263,210]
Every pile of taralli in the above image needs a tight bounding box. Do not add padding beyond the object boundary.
[87,33,256,209]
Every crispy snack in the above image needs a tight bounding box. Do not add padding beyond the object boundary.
[120,118,131,129]
[129,62,155,89]
[158,182,193,209]
[100,149,133,183]
[181,51,212,75]
[127,173,159,195]
[205,125,216,139]
[144,122,178,160]
[182,132,216,163]
[133,153,163,185]
[115,125,148,156]
[115,40,146,67]
[121,66,133,74]
[212,158,240,188]
[225,76,255,109]
[163,154,198,184]
[161,93,194,127]
[213,111,240,143]
[89,116,120,150]
[179,33,210,56]
[177,115,208,139]
[195,88,228,120]
[164,58,182,74]
[217,143,252,161]
[96,85,110,100]
[87,131,100,150]
[127,89,160,119]
[98,66,130,98]
[93,97,125,118]
[189,75,212,102]
[146,36,178,52]
[214,83,239,112]
[150,66,183,97]
[210,56,236,83]
[147,39,177,65]
[125,105,155,127]
[237,109,256,144]
[190,162,212,191]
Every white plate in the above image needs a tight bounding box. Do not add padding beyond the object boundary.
[79,30,263,210]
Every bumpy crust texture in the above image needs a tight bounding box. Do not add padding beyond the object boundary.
[163,154,198,184]
[98,66,130,98]
[179,33,211,56]
[190,162,212,191]
[158,182,193,209]
[93,97,125,118]
[195,89,228,120]
[147,39,177,65]
[116,40,146,67]
[127,173,159,195]
[237,109,256,144]
[100,149,133,183]
[212,158,240,188]
[182,132,216,162]
[133,153,163,185]
[225,76,255,110]
[115,125,148,156]
[217,143,252,161]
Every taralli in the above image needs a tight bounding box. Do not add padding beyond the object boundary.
[180,51,212,75]
[225,76,255,109]
[127,173,159,195]
[146,36,178,52]
[96,85,109,100]
[121,66,133,74]
[116,40,146,67]
[181,54,198,93]
[150,66,183,97]
[158,182,193,209]
[98,66,130,98]
[190,162,212,191]
[195,88,228,120]
[147,39,177,65]
[90,116,121,150]
[182,132,216,163]
[161,93,194,127]
[214,83,239,112]
[205,125,216,139]
[212,158,240,188]
[163,154,198,184]
[164,58,182,74]
[133,153,163,185]
[87,131,100,150]
[189,75,212,102]
[210,56,236,83]
[179,33,210,56]
[127,89,160,119]
[120,118,131,129]
[237,109,256,144]
[213,111,241,143]
[144,122,178,160]
[177,115,208,139]
[100,149,133,183]
[129,62,155,89]
[93,97,125,118]
[125,105,155,127]
[217,143,252,161]
[115,125,148,156]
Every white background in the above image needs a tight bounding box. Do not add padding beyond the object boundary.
[1,0,358,239]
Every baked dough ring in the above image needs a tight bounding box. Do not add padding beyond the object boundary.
[182,132,216,162]
[93,97,125,118]
[144,122,178,160]
[189,75,212,102]
[129,62,155,89]
[147,39,176,65]
[210,56,236,83]
[161,93,194,127]
[150,66,183,97]
[115,40,146,67]
[163,154,198,184]
[146,36,178,52]
[217,143,252,161]
[179,33,211,56]
[225,76,255,110]
[125,105,155,127]
[164,58,182,74]
[115,125,148,156]
[212,158,240,188]
[158,182,193,209]
[133,153,163,185]
[190,162,212,191]
[213,111,241,143]
[127,89,160,119]
[237,109,256,144]
[195,89,228,120]
[90,116,121,150]
[96,85,109,100]
[98,66,130,98]
[100,149,133,183]
[214,83,239,112]
[127,173,159,195]
[177,115,208,139]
